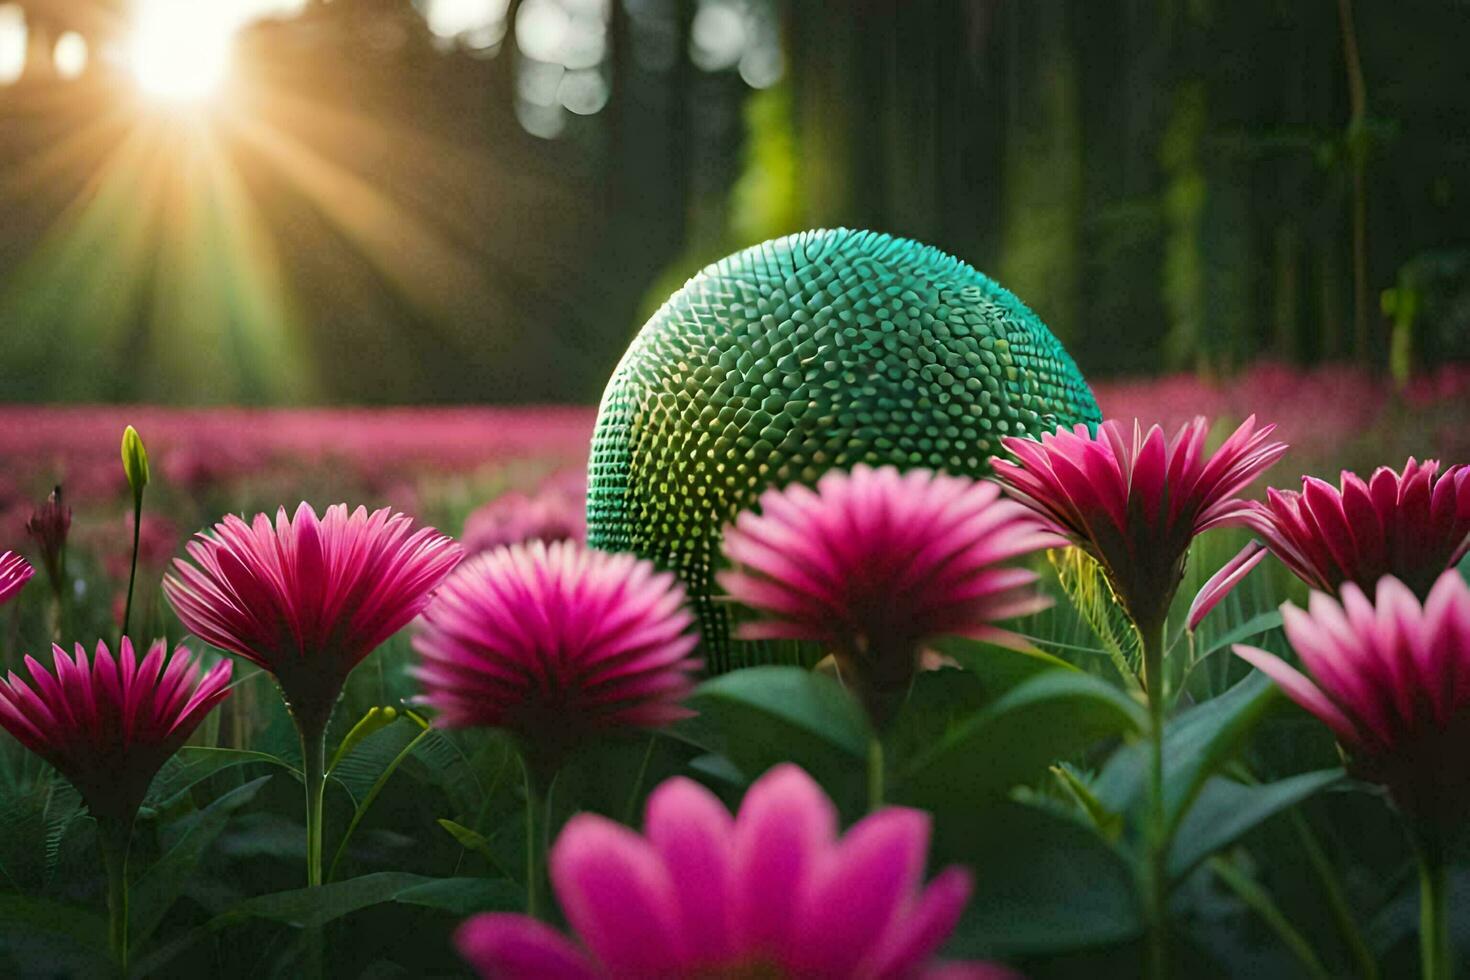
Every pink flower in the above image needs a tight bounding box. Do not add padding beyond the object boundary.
[0,638,231,822]
[164,503,462,733]
[461,486,585,555]
[0,550,32,608]
[1245,459,1470,599]
[717,465,1058,723]
[456,764,1016,980]
[993,417,1288,638]
[1234,571,1470,839]
[413,541,698,757]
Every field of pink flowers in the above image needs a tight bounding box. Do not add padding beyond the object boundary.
[0,363,1467,980]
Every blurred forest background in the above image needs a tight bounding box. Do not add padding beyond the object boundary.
[0,0,1467,406]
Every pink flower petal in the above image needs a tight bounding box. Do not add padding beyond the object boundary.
[455,914,599,980]
[549,814,682,975]
[1188,541,1266,631]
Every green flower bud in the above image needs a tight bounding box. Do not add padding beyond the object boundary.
[121,426,150,500]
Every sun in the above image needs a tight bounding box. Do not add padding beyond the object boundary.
[128,2,238,102]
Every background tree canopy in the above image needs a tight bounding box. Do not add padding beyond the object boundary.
[0,0,1467,405]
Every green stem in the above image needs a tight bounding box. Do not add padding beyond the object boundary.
[1207,856,1329,980]
[1141,621,1169,980]
[1288,810,1380,980]
[300,723,328,888]
[1417,837,1452,980]
[98,816,134,975]
[521,754,552,921]
[867,735,885,812]
[121,496,143,641]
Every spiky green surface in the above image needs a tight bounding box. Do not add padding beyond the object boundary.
[588,229,1100,668]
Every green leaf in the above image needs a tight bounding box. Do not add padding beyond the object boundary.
[0,893,107,952]
[930,635,1078,694]
[393,877,523,916]
[144,747,296,807]
[883,668,991,774]
[132,873,521,976]
[329,721,423,807]
[1168,769,1343,879]
[436,819,498,865]
[1195,610,1285,659]
[1051,764,1124,840]
[687,667,870,810]
[1094,670,1280,846]
[944,801,1141,956]
[220,872,516,929]
[1050,546,1142,687]
[130,776,272,950]
[897,670,1145,825]
[328,727,434,880]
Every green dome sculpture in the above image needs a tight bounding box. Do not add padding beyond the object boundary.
[587,228,1100,669]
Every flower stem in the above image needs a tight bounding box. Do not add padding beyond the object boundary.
[1416,836,1452,980]
[521,754,552,921]
[1288,809,1379,980]
[97,815,134,975]
[301,723,328,888]
[120,496,143,641]
[299,720,329,980]
[867,735,885,812]
[1141,620,1169,980]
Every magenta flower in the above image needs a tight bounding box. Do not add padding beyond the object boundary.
[164,503,462,733]
[1245,459,1470,599]
[993,416,1288,641]
[717,465,1058,724]
[0,550,33,608]
[456,764,1016,980]
[413,540,699,756]
[1234,571,1470,840]
[461,487,585,555]
[0,638,231,823]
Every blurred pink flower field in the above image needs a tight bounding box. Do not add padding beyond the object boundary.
[3,364,1466,547]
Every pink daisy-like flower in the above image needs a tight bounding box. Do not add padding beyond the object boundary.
[456,764,1016,980]
[0,638,231,823]
[0,550,33,608]
[716,465,1059,724]
[993,416,1288,641]
[164,503,462,734]
[1234,571,1470,839]
[413,540,699,757]
[1245,459,1470,599]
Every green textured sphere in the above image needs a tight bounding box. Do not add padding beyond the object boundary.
[587,228,1100,667]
